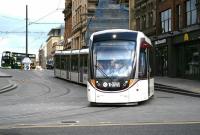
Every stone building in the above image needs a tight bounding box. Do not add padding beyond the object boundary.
[46,26,64,64]
[63,0,129,50]
[38,43,47,69]
[71,0,98,50]
[133,0,157,36]
[63,0,72,50]
[132,0,200,80]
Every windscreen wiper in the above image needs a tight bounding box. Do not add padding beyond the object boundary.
[95,65,113,80]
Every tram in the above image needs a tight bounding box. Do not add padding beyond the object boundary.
[54,29,154,104]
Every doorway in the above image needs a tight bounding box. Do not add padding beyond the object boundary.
[155,46,168,76]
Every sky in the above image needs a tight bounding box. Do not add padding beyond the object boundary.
[0,0,65,62]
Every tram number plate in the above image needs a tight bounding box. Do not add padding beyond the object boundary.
[103,82,120,88]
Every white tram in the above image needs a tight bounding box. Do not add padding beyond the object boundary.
[54,49,88,84]
[54,29,154,104]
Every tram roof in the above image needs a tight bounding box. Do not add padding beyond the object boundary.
[55,50,71,55]
[90,29,142,39]
[79,48,89,54]
[54,48,89,55]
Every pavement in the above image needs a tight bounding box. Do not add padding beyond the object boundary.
[155,76,200,97]
[0,69,17,94]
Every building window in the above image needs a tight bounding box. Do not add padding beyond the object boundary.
[176,5,181,30]
[186,0,197,26]
[148,12,153,28]
[136,18,140,31]
[142,15,146,30]
[161,9,172,33]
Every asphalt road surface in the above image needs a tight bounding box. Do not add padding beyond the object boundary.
[0,69,199,135]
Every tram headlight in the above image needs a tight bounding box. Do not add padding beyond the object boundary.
[123,81,128,87]
[2,60,5,64]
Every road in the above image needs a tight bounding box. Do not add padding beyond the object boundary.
[0,69,200,135]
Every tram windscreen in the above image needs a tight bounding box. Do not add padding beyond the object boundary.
[93,41,136,78]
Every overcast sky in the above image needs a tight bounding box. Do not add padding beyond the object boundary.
[0,0,65,62]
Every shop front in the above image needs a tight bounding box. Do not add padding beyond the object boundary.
[153,37,170,77]
[174,30,200,80]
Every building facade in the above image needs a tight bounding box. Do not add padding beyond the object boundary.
[46,26,64,64]
[63,0,72,50]
[38,43,47,69]
[129,0,136,30]
[63,0,128,50]
[132,0,200,80]
[154,0,200,80]
[134,0,157,36]
[71,0,98,50]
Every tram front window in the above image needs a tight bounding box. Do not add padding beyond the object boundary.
[93,41,136,79]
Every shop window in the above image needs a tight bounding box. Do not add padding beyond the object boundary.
[185,46,200,78]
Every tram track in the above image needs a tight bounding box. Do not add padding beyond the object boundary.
[0,77,73,104]
[0,70,123,127]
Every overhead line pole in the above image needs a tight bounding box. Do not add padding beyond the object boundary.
[26,5,28,57]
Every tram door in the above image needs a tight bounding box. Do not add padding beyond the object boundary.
[155,46,168,76]
[139,47,154,97]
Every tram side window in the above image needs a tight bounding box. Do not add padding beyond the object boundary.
[84,54,88,73]
[60,55,65,70]
[71,55,78,72]
[139,49,147,78]
[55,55,60,69]
[80,54,88,74]
[65,55,70,71]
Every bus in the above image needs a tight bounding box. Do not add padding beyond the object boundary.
[54,29,154,104]
[1,51,12,68]
[1,51,36,69]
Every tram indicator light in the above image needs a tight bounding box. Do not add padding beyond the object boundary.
[128,79,138,87]
[90,79,96,87]
[140,38,151,49]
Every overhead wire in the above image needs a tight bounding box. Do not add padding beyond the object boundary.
[0,15,25,22]
[28,9,58,25]
[0,0,65,46]
[1,8,62,35]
